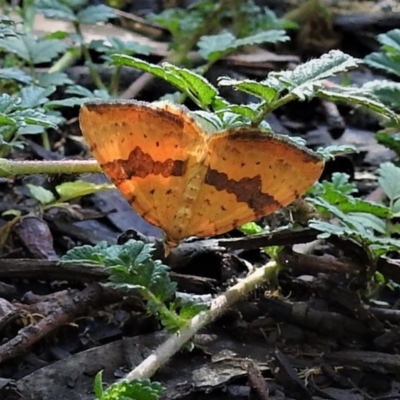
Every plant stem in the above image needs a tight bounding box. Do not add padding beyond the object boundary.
[74,23,107,91]
[124,260,279,381]
[0,158,101,177]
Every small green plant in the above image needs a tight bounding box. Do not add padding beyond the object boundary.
[363,29,400,157]
[94,372,163,400]
[308,166,400,260]
[60,240,206,333]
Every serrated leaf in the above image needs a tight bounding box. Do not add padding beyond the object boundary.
[393,198,400,215]
[317,86,399,122]
[378,29,400,54]
[316,144,357,159]
[378,162,400,202]
[38,72,73,87]
[0,16,16,38]
[218,77,278,103]
[56,180,113,202]
[0,35,67,64]
[66,85,111,99]
[364,52,400,79]
[92,37,153,56]
[239,221,264,235]
[111,55,228,110]
[60,241,110,264]
[27,184,56,205]
[375,132,400,155]
[100,379,163,400]
[198,30,288,63]
[112,55,187,96]
[19,86,56,108]
[36,0,77,21]
[347,212,387,235]
[163,63,228,110]
[266,50,361,99]
[0,68,32,84]
[77,5,115,25]
[363,80,400,108]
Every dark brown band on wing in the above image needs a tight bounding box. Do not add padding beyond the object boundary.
[205,168,281,212]
[101,146,187,184]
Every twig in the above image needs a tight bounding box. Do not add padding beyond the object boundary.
[0,159,100,177]
[124,260,278,381]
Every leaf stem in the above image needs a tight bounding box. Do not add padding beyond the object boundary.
[124,260,279,381]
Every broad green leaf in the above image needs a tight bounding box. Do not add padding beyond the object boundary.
[27,184,56,205]
[93,371,103,399]
[38,72,73,88]
[56,180,113,202]
[0,35,67,64]
[363,80,400,108]
[100,379,163,400]
[240,222,264,235]
[77,5,115,25]
[0,68,32,84]
[375,132,400,156]
[317,86,399,122]
[163,63,228,109]
[364,52,400,79]
[378,162,400,202]
[347,212,387,235]
[112,55,187,96]
[377,29,400,54]
[266,50,361,99]
[316,144,357,158]
[198,30,288,63]
[36,0,77,21]
[66,85,111,99]
[19,86,56,108]
[0,16,16,38]
[91,37,153,56]
[218,77,278,103]
[111,56,228,109]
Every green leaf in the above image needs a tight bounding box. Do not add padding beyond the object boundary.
[0,16,16,38]
[364,52,400,79]
[347,212,387,235]
[66,85,111,99]
[91,37,153,57]
[316,144,357,159]
[378,162,400,202]
[37,72,73,88]
[27,184,56,205]
[317,86,399,122]
[375,131,400,156]
[266,50,361,99]
[94,371,104,399]
[99,378,163,400]
[218,77,278,103]
[239,221,264,235]
[60,241,110,265]
[378,29,400,54]
[363,80,400,108]
[36,0,77,22]
[56,180,113,202]
[0,68,32,84]
[76,5,115,25]
[163,63,228,110]
[111,55,228,110]
[19,86,56,108]
[198,30,288,62]
[0,35,68,64]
